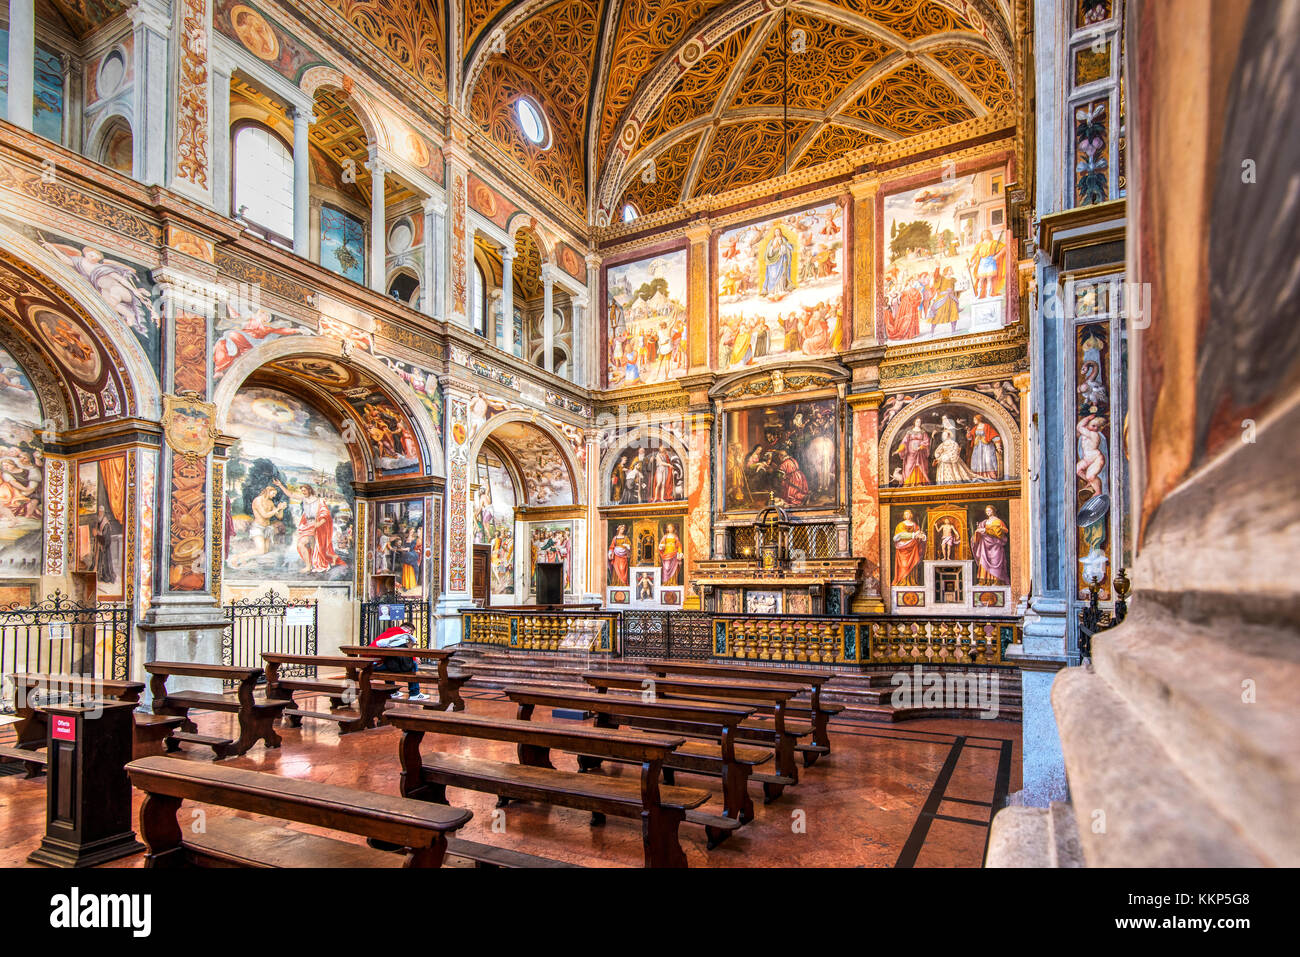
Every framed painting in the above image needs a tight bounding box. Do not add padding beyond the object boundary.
[723,397,838,511]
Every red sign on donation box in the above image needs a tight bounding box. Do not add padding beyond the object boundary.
[51,715,76,741]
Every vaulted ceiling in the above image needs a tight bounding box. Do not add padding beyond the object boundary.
[457,0,1018,224]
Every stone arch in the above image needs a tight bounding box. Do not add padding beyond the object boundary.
[599,423,691,505]
[84,109,134,173]
[299,68,388,152]
[213,334,445,479]
[0,221,161,427]
[464,410,582,507]
[877,388,1021,485]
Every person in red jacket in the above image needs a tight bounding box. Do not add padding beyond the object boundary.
[370,623,428,700]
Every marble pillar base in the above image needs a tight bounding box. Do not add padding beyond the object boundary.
[137,594,227,704]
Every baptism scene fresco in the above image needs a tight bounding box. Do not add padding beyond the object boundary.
[716,201,845,370]
[223,387,354,584]
[605,249,688,388]
[473,447,518,600]
[882,167,1010,344]
[0,347,43,581]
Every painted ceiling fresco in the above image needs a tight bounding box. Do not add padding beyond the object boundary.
[451,0,1016,219]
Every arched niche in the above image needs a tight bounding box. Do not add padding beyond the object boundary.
[213,335,445,480]
[600,425,689,506]
[464,411,581,508]
[877,388,1021,487]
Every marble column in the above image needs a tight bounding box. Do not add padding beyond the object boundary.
[130,0,171,187]
[292,106,313,255]
[541,265,555,373]
[422,198,442,317]
[683,409,712,609]
[570,294,588,386]
[585,252,601,388]
[210,61,232,216]
[501,245,515,355]
[847,390,885,612]
[582,433,601,603]
[60,53,83,150]
[6,0,34,131]
[368,153,386,292]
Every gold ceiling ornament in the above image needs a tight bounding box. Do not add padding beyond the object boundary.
[317,0,447,101]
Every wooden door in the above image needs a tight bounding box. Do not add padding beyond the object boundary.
[472,544,491,607]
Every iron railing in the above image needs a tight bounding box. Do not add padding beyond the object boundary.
[0,591,131,711]
[221,590,318,687]
[362,593,433,648]
[620,610,714,660]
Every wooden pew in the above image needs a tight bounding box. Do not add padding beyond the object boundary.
[125,755,473,868]
[338,645,469,712]
[146,662,289,759]
[505,685,772,848]
[386,708,711,867]
[582,671,808,801]
[639,659,843,766]
[262,653,387,733]
[0,673,187,776]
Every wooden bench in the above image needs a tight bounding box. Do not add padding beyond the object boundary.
[641,660,843,766]
[125,755,473,868]
[146,662,289,760]
[338,645,469,712]
[0,672,183,776]
[582,671,809,801]
[386,708,711,867]
[263,653,386,733]
[506,685,772,848]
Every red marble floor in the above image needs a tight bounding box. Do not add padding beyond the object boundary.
[0,689,1020,868]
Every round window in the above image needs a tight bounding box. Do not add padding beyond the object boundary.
[516,97,548,148]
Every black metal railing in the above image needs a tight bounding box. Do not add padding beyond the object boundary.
[361,593,433,648]
[0,591,131,711]
[620,610,714,660]
[221,590,317,687]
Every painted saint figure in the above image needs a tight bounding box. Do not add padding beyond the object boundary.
[658,523,682,586]
[933,429,982,484]
[607,524,632,586]
[969,229,1006,299]
[895,418,932,485]
[972,505,1010,585]
[761,229,794,299]
[277,481,346,574]
[88,506,116,583]
[936,517,961,561]
[891,509,926,586]
[967,415,1003,478]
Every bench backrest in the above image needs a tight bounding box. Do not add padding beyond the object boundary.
[145,661,262,682]
[385,708,685,763]
[582,672,803,703]
[8,672,144,704]
[643,660,830,687]
[339,645,451,660]
[126,756,471,847]
[507,686,754,727]
[263,654,378,668]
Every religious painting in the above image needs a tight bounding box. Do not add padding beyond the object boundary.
[223,387,354,583]
[606,521,632,588]
[530,522,573,594]
[887,403,1007,487]
[1075,320,1112,597]
[606,441,684,504]
[374,498,424,597]
[889,505,928,588]
[37,231,162,373]
[487,422,573,505]
[212,303,312,380]
[634,569,658,604]
[377,355,443,448]
[473,448,517,599]
[605,249,688,387]
[320,205,366,284]
[339,389,421,476]
[657,518,684,587]
[75,454,127,600]
[882,166,1009,343]
[724,398,838,511]
[716,201,845,371]
[0,347,44,580]
[968,501,1011,587]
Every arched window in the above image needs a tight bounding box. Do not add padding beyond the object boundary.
[515,97,550,149]
[622,203,639,223]
[232,122,294,249]
[472,261,488,336]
